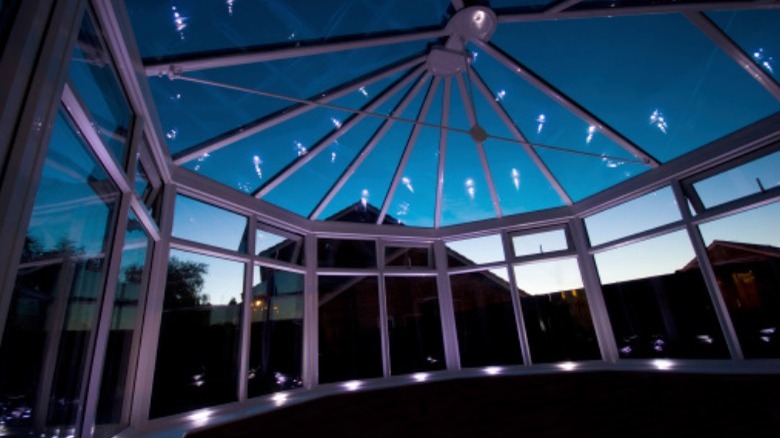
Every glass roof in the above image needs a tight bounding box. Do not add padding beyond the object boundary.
[124,0,780,228]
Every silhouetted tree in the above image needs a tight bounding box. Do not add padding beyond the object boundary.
[164,256,208,309]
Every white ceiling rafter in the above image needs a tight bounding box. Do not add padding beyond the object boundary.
[309,72,433,220]
[684,11,780,101]
[144,28,447,76]
[253,64,428,199]
[378,76,441,225]
[475,40,661,167]
[498,1,780,23]
[435,78,452,229]
[455,73,503,218]
[171,55,426,164]
[467,65,573,206]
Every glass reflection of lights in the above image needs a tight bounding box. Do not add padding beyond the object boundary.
[188,410,213,427]
[483,367,503,376]
[272,393,289,407]
[412,373,430,382]
[652,360,674,371]
[557,362,578,372]
[343,381,363,391]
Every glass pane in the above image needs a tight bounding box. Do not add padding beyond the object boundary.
[709,9,780,79]
[385,277,445,375]
[471,44,648,201]
[492,14,780,162]
[385,126,439,227]
[451,269,523,367]
[441,131,498,226]
[595,231,729,359]
[491,0,554,10]
[512,228,568,257]
[699,202,780,358]
[69,12,133,167]
[693,151,780,210]
[318,276,382,383]
[0,109,118,436]
[248,266,304,398]
[95,212,151,438]
[127,0,450,58]
[385,246,433,268]
[446,234,504,267]
[263,117,385,217]
[514,258,600,363]
[256,228,304,265]
[172,194,248,252]
[151,250,244,418]
[585,186,680,247]
[153,40,431,155]
[318,238,376,269]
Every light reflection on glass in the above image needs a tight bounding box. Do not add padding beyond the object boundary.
[465,178,475,200]
[649,109,668,134]
[586,125,596,144]
[536,113,546,134]
[226,0,235,16]
[412,372,430,382]
[272,392,288,407]
[253,155,262,178]
[360,189,369,208]
[557,361,578,371]
[402,176,414,193]
[331,151,337,163]
[343,380,363,391]
[166,128,178,140]
[188,410,212,427]
[359,86,369,97]
[171,6,187,39]
[652,359,674,370]
[294,141,307,157]
[495,89,506,101]
[330,117,342,129]
[511,168,520,190]
[753,48,774,74]
[483,366,502,375]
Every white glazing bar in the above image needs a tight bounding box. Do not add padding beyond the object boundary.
[498,2,780,23]
[685,11,780,101]
[80,189,132,438]
[544,0,585,14]
[239,217,257,401]
[309,71,431,220]
[469,66,573,205]
[254,64,428,199]
[476,40,661,167]
[130,183,177,428]
[173,56,426,165]
[455,73,503,218]
[93,0,173,183]
[433,240,461,370]
[302,234,319,388]
[62,83,133,194]
[500,232,533,366]
[435,78,451,229]
[569,218,619,363]
[377,243,391,377]
[377,75,438,224]
[671,180,744,359]
[145,29,447,76]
